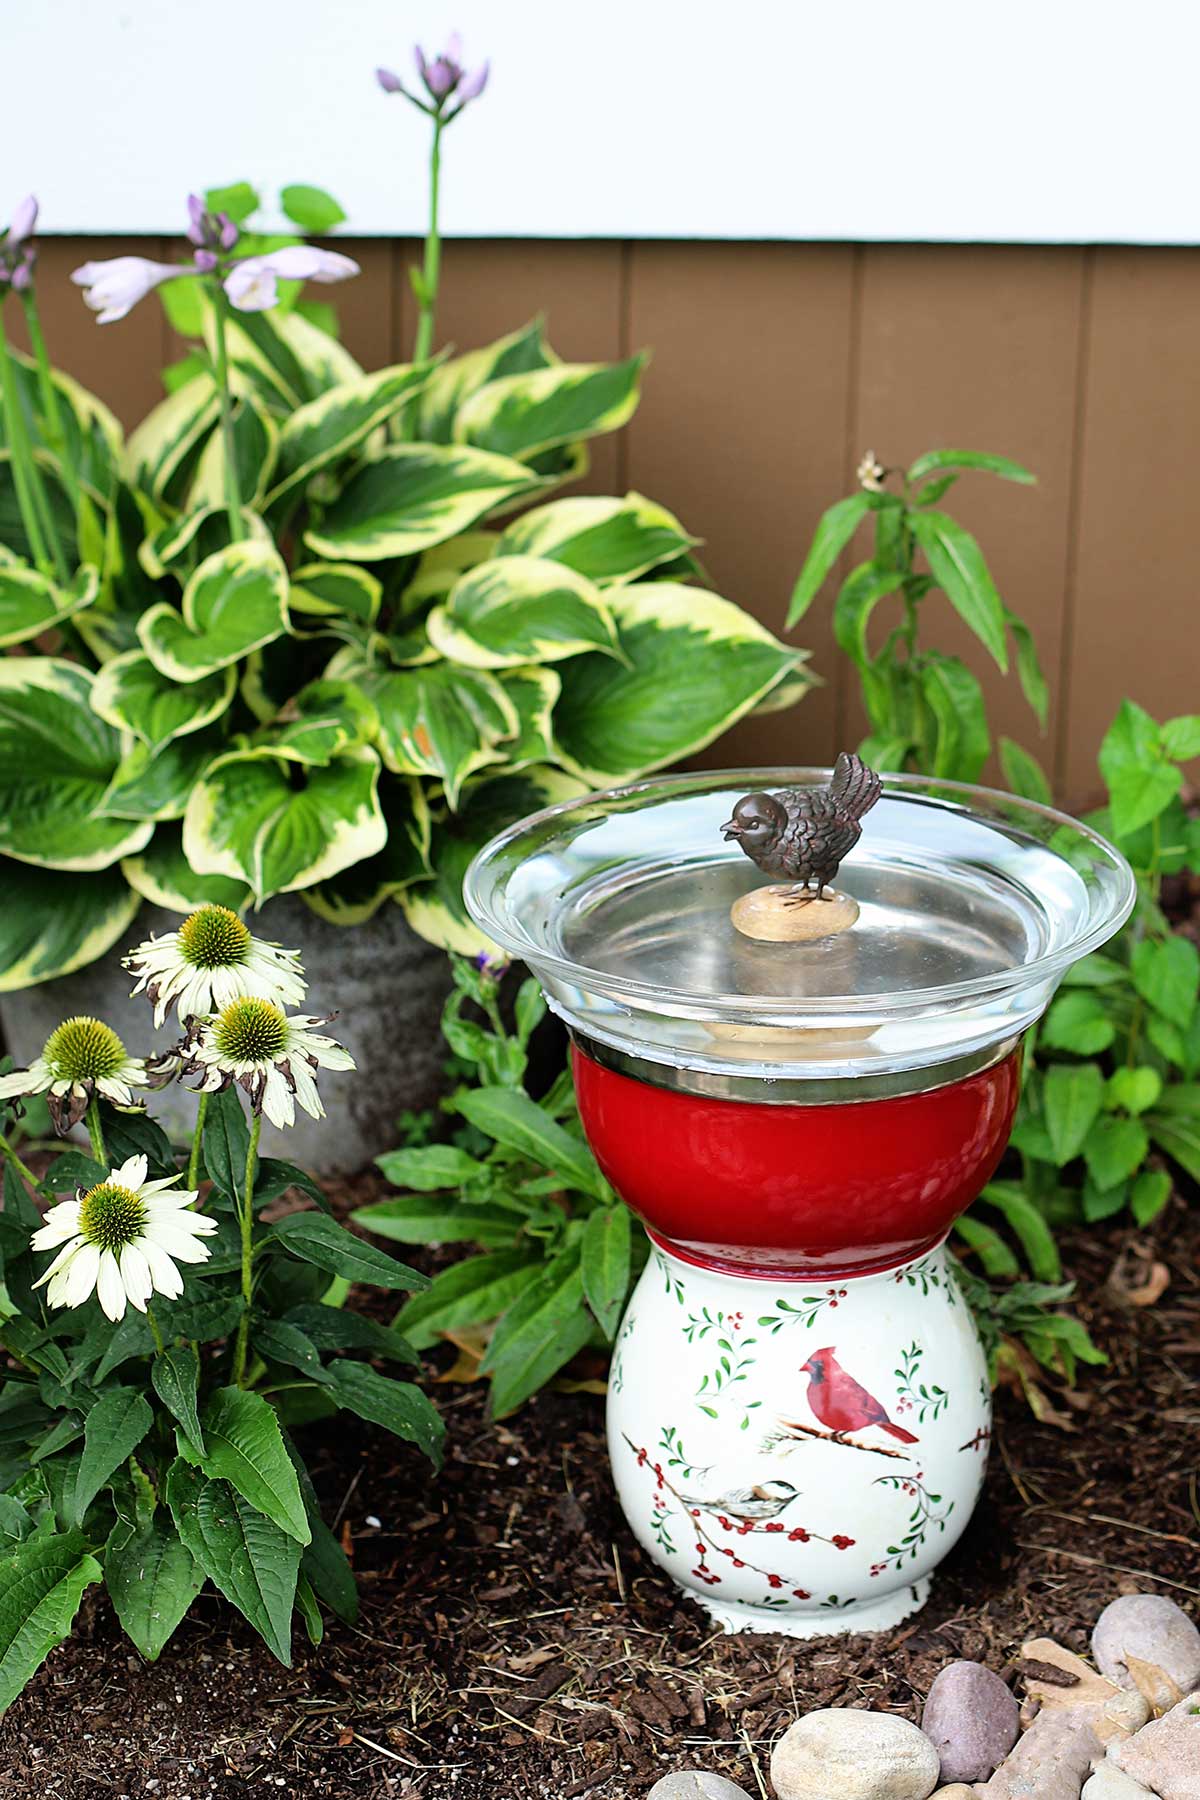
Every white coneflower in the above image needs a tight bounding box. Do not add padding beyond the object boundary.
[31,1153,217,1322]
[183,997,354,1131]
[0,1016,149,1134]
[124,904,306,1027]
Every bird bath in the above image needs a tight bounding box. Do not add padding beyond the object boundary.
[464,766,1135,1637]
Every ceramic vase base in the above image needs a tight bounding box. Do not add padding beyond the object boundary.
[691,1575,932,1639]
[608,1241,990,1638]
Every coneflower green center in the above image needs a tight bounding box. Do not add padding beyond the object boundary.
[178,904,251,969]
[43,1016,127,1083]
[77,1182,147,1253]
[214,997,289,1063]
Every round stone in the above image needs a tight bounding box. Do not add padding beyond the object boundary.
[1092,1594,1200,1698]
[770,1710,941,1800]
[921,1660,1020,1782]
[730,884,860,942]
[1082,1767,1158,1800]
[930,1789,978,1800]
[647,1776,751,1800]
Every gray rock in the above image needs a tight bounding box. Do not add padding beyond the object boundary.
[973,1708,1103,1800]
[922,1661,1020,1782]
[770,1710,941,1800]
[1081,1767,1158,1800]
[1110,1688,1200,1800]
[1093,1594,1200,1701]
[648,1776,751,1800]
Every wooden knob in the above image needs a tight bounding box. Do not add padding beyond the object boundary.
[730,884,860,943]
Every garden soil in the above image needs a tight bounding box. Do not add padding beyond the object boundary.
[0,1180,1196,1800]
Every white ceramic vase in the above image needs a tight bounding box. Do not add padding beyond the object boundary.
[608,1238,990,1637]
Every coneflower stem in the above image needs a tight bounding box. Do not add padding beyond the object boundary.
[187,1092,209,1191]
[232,1109,261,1387]
[85,1099,107,1168]
[146,1303,165,1357]
[0,1133,44,1197]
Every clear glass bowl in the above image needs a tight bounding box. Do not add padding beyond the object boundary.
[464,767,1136,1090]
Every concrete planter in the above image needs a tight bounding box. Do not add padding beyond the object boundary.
[0,897,453,1175]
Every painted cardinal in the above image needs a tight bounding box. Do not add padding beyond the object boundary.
[800,1347,919,1445]
[677,1479,799,1523]
[721,751,882,901]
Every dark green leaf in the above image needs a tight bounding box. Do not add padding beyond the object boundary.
[1041,992,1116,1056]
[282,1435,358,1625]
[265,1212,428,1292]
[166,1461,299,1665]
[282,1303,418,1365]
[250,1319,332,1384]
[1005,610,1050,728]
[105,1515,204,1662]
[253,1158,332,1217]
[1130,1169,1172,1225]
[453,1087,605,1199]
[906,448,1036,485]
[151,1345,204,1453]
[203,1087,249,1201]
[352,1194,519,1247]
[180,1387,309,1544]
[908,510,1008,669]
[373,1145,489,1191]
[294,1569,323,1644]
[1131,936,1199,1031]
[1084,1117,1149,1191]
[1042,1061,1105,1163]
[999,737,1052,806]
[44,1153,106,1193]
[322,1361,444,1465]
[395,1249,541,1352]
[580,1205,632,1340]
[74,1389,154,1525]
[831,561,905,666]
[787,493,873,626]
[919,654,990,780]
[978,1183,1061,1281]
[0,1529,101,1712]
[480,1248,593,1416]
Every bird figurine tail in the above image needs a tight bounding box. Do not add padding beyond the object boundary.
[882,1421,919,1445]
[830,751,883,823]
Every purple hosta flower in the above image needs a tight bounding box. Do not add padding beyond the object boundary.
[186,193,239,253]
[72,255,185,323]
[223,245,359,313]
[377,31,489,117]
[1,193,39,291]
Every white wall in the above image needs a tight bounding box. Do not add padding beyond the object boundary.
[16,0,1200,243]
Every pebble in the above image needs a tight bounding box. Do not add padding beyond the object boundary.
[770,1709,941,1800]
[921,1661,1020,1782]
[972,1709,1103,1800]
[1093,1594,1200,1701]
[730,884,859,942]
[1110,1689,1200,1800]
[930,1789,978,1799]
[647,1776,751,1800]
[1081,1767,1159,1800]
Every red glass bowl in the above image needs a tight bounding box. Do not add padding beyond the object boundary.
[573,1044,1022,1277]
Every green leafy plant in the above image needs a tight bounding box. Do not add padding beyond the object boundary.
[1000,702,1200,1238]
[354,956,642,1416]
[0,145,807,993]
[787,448,1048,788]
[0,918,441,1706]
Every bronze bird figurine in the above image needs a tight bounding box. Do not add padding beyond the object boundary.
[721,752,882,902]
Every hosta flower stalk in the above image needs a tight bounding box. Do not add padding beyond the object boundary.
[183,998,354,1130]
[125,904,306,1027]
[31,1152,216,1322]
[0,1015,149,1135]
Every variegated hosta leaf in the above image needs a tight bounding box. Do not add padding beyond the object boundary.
[498,666,561,768]
[0,453,77,569]
[0,563,99,649]
[126,375,221,506]
[211,304,363,411]
[401,766,587,955]
[404,532,498,605]
[366,664,517,807]
[138,541,290,682]
[300,778,432,926]
[188,393,280,511]
[453,355,646,462]
[183,743,387,902]
[0,659,153,870]
[90,650,235,753]
[0,352,123,500]
[122,823,251,915]
[288,563,381,638]
[426,554,623,670]
[495,492,697,585]
[552,583,811,785]
[257,679,378,766]
[266,364,434,509]
[302,444,542,563]
[0,860,142,992]
[100,728,225,823]
[138,501,273,584]
[414,319,554,445]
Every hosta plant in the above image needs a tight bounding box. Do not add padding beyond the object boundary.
[787,448,1048,790]
[0,916,441,1706]
[355,955,643,1416]
[0,177,808,992]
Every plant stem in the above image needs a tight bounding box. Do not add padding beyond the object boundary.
[0,1132,44,1197]
[0,303,63,580]
[187,1091,209,1190]
[19,288,84,525]
[412,113,444,362]
[85,1099,107,1167]
[145,1302,165,1357]
[232,1109,261,1387]
[208,284,244,543]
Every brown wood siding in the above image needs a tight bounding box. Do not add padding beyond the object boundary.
[15,237,1199,805]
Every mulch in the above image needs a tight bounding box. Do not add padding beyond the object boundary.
[0,1178,1196,1800]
